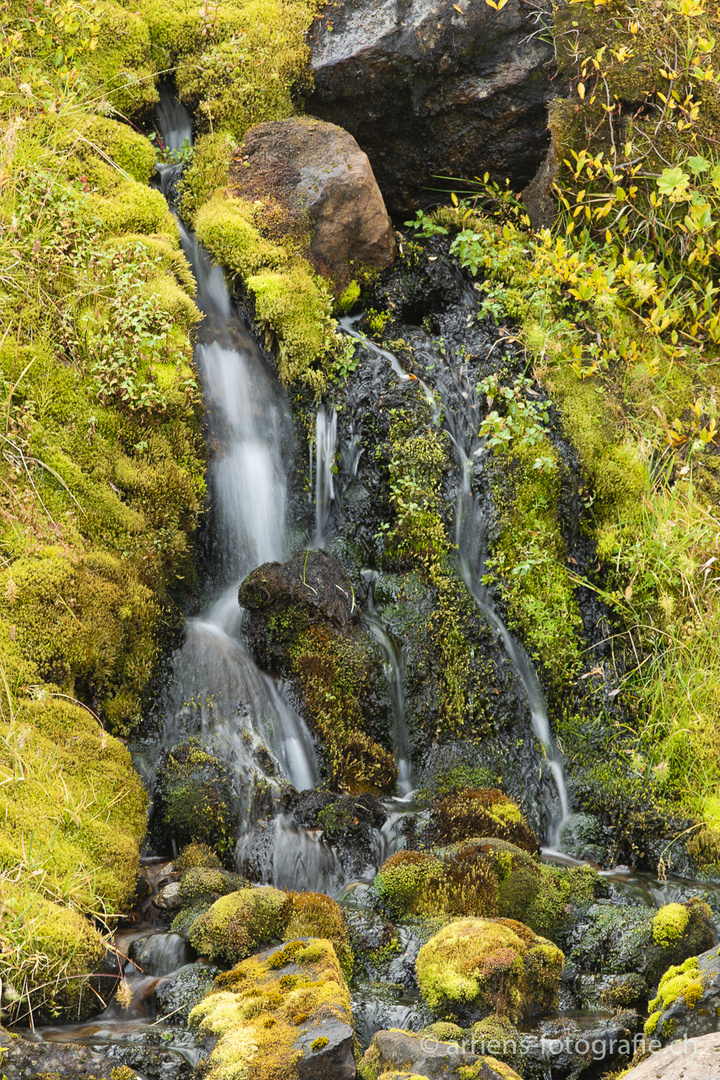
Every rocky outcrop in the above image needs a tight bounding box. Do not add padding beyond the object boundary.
[361,1028,522,1080]
[646,945,720,1044]
[621,1031,720,1080]
[306,0,554,212]
[233,118,395,286]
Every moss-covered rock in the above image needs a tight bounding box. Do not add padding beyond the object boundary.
[175,842,223,874]
[428,789,539,853]
[569,898,715,987]
[152,741,238,859]
[285,891,353,979]
[188,887,289,964]
[177,866,248,909]
[190,937,354,1080]
[360,1028,523,1080]
[374,840,597,943]
[416,916,564,1023]
[240,549,396,794]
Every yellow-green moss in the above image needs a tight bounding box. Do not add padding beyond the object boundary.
[644,955,706,1036]
[652,904,691,948]
[284,892,353,979]
[189,887,289,964]
[190,937,351,1080]
[416,916,564,1022]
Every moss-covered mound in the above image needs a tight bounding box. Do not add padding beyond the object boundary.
[189,887,289,965]
[0,699,146,1021]
[416,916,564,1023]
[152,741,238,860]
[190,937,353,1080]
[428,789,539,852]
[374,841,597,943]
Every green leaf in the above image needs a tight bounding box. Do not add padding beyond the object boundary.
[657,166,690,196]
[687,154,710,175]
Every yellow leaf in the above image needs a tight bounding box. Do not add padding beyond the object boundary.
[578,81,586,100]
[453,3,465,11]
[624,585,633,600]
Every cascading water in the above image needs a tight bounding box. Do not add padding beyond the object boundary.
[314,403,337,547]
[339,316,571,843]
[153,94,319,839]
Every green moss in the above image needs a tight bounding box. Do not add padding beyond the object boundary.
[175,843,223,873]
[652,903,691,947]
[190,937,351,1080]
[153,742,238,857]
[432,789,538,853]
[284,891,353,980]
[644,955,706,1036]
[188,887,289,964]
[416,916,564,1022]
[420,1021,464,1042]
[375,851,445,918]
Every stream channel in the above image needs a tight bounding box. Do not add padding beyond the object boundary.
[22,90,720,1078]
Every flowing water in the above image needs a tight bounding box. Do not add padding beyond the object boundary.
[339,316,571,842]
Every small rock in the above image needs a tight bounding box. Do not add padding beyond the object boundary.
[153,881,181,911]
[362,1029,521,1080]
[648,944,720,1043]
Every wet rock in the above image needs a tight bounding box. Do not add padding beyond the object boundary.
[306,0,554,213]
[240,549,395,794]
[647,943,720,1044]
[0,1030,120,1080]
[286,788,387,879]
[361,1028,522,1080]
[416,916,564,1024]
[519,1012,642,1078]
[621,1031,720,1079]
[190,938,355,1080]
[129,932,191,976]
[566,899,715,990]
[151,739,238,861]
[240,548,361,659]
[235,117,395,286]
[154,962,219,1025]
[153,880,181,911]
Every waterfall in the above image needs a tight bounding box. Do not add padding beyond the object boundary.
[340,317,570,844]
[314,403,337,547]
[154,90,319,843]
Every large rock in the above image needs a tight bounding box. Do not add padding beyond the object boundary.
[646,945,720,1044]
[361,1028,522,1080]
[235,117,395,284]
[306,0,554,212]
[190,938,355,1080]
[621,1031,720,1080]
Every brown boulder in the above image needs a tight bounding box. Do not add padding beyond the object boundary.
[234,117,395,286]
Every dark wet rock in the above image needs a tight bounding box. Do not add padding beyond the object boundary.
[240,549,395,794]
[154,962,219,1025]
[295,1016,356,1079]
[566,899,715,990]
[518,1012,642,1078]
[235,117,395,286]
[306,0,554,213]
[0,1030,120,1080]
[558,812,607,865]
[285,789,386,879]
[0,1026,199,1080]
[648,943,720,1044]
[129,932,191,976]
[621,1031,720,1079]
[361,1028,522,1079]
[240,548,361,665]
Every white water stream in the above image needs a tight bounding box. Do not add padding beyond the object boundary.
[340,315,571,843]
